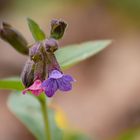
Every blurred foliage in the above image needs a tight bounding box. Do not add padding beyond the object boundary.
[2,0,92,13]
[1,0,140,22]
[101,0,140,25]
[63,130,91,140]
[114,127,140,140]
[105,0,140,16]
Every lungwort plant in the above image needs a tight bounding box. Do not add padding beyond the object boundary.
[0,18,111,140]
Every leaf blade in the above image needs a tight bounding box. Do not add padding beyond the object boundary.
[0,77,23,90]
[56,40,111,69]
[27,18,46,41]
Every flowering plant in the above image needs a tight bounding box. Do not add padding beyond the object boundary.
[0,18,111,140]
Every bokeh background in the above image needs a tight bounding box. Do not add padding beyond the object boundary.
[1,0,140,140]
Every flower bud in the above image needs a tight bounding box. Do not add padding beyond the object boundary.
[50,19,67,40]
[21,59,46,88]
[21,59,35,87]
[34,60,46,82]
[47,53,61,73]
[45,38,58,52]
[0,22,29,55]
[29,42,44,62]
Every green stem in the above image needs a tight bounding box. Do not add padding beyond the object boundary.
[39,95,52,140]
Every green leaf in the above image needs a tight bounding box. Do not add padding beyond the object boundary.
[56,40,111,69]
[27,18,46,41]
[0,77,23,90]
[0,40,111,91]
[7,92,63,140]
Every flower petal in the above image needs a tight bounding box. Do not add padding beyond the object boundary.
[42,78,50,87]
[49,70,63,79]
[22,80,43,96]
[63,75,75,82]
[57,78,72,91]
[43,79,58,97]
[31,90,43,96]
[28,80,43,90]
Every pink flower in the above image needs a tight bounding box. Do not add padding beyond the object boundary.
[22,80,44,96]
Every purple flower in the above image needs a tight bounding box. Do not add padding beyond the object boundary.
[42,70,75,97]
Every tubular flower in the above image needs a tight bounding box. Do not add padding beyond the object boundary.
[22,80,44,96]
[42,70,75,97]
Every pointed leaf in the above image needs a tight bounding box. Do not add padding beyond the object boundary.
[27,18,46,41]
[56,40,111,69]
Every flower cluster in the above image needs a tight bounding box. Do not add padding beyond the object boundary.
[21,19,75,97]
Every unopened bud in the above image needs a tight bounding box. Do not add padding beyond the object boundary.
[21,59,35,87]
[29,42,44,62]
[50,19,67,40]
[0,22,29,55]
[21,59,46,88]
[45,38,58,52]
[34,60,46,82]
[47,53,61,73]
